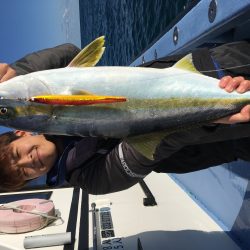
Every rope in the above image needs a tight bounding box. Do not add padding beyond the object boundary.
[199,63,250,73]
[0,204,59,221]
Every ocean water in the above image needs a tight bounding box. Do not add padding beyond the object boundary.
[79,0,190,66]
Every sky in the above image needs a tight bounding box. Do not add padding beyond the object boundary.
[1,0,81,63]
[0,0,81,133]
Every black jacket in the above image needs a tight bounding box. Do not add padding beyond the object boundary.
[11,43,80,75]
[11,41,250,194]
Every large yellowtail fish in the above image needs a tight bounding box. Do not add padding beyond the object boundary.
[0,36,249,158]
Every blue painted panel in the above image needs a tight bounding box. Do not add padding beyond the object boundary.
[131,0,250,66]
[171,160,250,249]
[231,180,250,248]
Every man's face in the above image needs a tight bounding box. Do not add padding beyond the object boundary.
[8,132,58,181]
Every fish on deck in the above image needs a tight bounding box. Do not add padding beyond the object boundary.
[0,36,249,159]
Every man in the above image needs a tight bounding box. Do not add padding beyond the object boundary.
[0,41,249,194]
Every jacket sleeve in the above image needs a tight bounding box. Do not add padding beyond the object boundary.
[154,122,250,173]
[66,139,155,195]
[210,41,250,79]
[154,123,250,161]
[67,123,250,194]
[140,41,250,80]
[10,43,80,75]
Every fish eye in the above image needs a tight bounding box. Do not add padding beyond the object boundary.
[0,107,8,115]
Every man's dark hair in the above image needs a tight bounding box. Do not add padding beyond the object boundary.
[0,131,27,191]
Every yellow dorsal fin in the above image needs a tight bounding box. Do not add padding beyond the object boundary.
[68,36,105,67]
[173,53,201,74]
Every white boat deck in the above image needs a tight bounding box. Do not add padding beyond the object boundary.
[0,173,240,250]
[89,172,240,250]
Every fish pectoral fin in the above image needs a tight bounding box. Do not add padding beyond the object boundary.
[30,94,126,105]
[125,130,172,160]
[68,36,105,67]
[71,90,95,95]
[173,53,201,74]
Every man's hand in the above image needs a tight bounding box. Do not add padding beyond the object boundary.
[219,75,250,93]
[215,105,250,124]
[215,76,250,124]
[0,63,16,83]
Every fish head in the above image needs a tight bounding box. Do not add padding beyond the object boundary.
[0,102,17,123]
[0,75,49,99]
[0,99,52,132]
